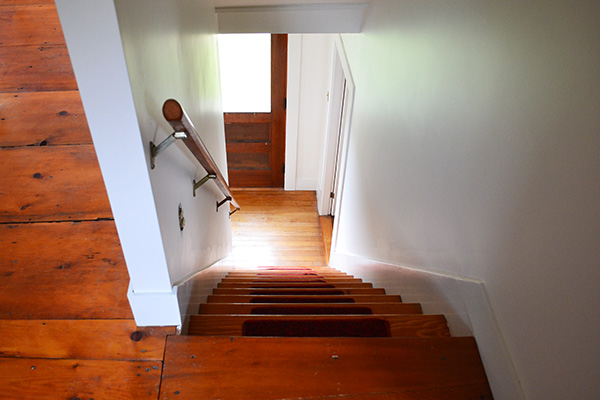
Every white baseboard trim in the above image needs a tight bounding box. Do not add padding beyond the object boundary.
[329,252,526,400]
[295,178,318,190]
[127,284,182,328]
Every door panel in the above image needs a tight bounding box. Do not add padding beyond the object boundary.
[225,34,287,188]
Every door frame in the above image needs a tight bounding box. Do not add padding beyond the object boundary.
[224,34,287,188]
[317,36,355,252]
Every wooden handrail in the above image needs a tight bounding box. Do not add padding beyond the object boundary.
[161,99,240,215]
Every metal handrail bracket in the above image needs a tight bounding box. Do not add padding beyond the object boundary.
[193,174,217,196]
[149,131,187,169]
[160,99,240,216]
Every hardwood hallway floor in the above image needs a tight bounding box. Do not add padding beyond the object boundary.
[221,189,327,268]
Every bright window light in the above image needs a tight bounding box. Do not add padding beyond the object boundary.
[218,34,271,113]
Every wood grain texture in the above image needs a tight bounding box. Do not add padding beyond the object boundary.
[212,287,386,295]
[320,215,333,264]
[0,5,179,400]
[225,122,270,142]
[0,91,92,146]
[207,295,403,304]
[187,314,450,338]
[160,336,493,400]
[0,45,77,93]
[0,4,65,46]
[0,221,132,319]
[217,279,373,288]
[197,302,423,315]
[224,113,271,142]
[224,113,271,124]
[0,145,113,222]
[0,320,175,360]
[0,357,163,399]
[227,271,350,276]
[220,190,325,267]
[227,150,270,170]
[0,0,54,5]
[269,34,287,187]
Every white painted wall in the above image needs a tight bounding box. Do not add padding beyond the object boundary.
[286,34,335,190]
[335,1,600,399]
[56,0,231,326]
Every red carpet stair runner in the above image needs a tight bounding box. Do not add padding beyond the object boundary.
[160,267,493,399]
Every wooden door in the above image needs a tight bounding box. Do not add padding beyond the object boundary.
[224,34,287,188]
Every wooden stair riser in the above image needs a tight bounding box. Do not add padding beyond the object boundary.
[220,277,363,283]
[231,265,340,273]
[207,295,403,303]
[197,303,423,315]
[217,282,372,289]
[187,314,450,338]
[230,265,343,274]
[226,273,352,278]
[212,288,385,295]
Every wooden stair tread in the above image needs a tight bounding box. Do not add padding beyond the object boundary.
[207,294,403,303]
[223,272,360,279]
[160,336,492,400]
[226,273,353,278]
[187,314,450,337]
[197,302,423,315]
[228,269,346,272]
[213,287,385,295]
[218,282,372,288]
[220,278,365,283]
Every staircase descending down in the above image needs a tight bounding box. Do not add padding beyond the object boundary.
[160,266,493,399]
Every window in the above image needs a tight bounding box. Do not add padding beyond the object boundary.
[218,34,271,113]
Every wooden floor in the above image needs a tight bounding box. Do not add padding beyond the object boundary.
[0,3,175,399]
[220,189,327,268]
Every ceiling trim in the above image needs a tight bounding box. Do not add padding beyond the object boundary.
[216,3,368,34]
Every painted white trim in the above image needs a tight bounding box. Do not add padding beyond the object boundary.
[127,284,181,327]
[294,178,318,190]
[215,0,368,6]
[285,34,302,190]
[458,280,527,400]
[329,36,355,253]
[216,4,368,34]
[329,252,526,400]
[317,40,346,215]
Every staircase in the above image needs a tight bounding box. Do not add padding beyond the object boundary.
[160,266,493,399]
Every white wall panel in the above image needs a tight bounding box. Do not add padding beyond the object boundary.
[336,1,600,399]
